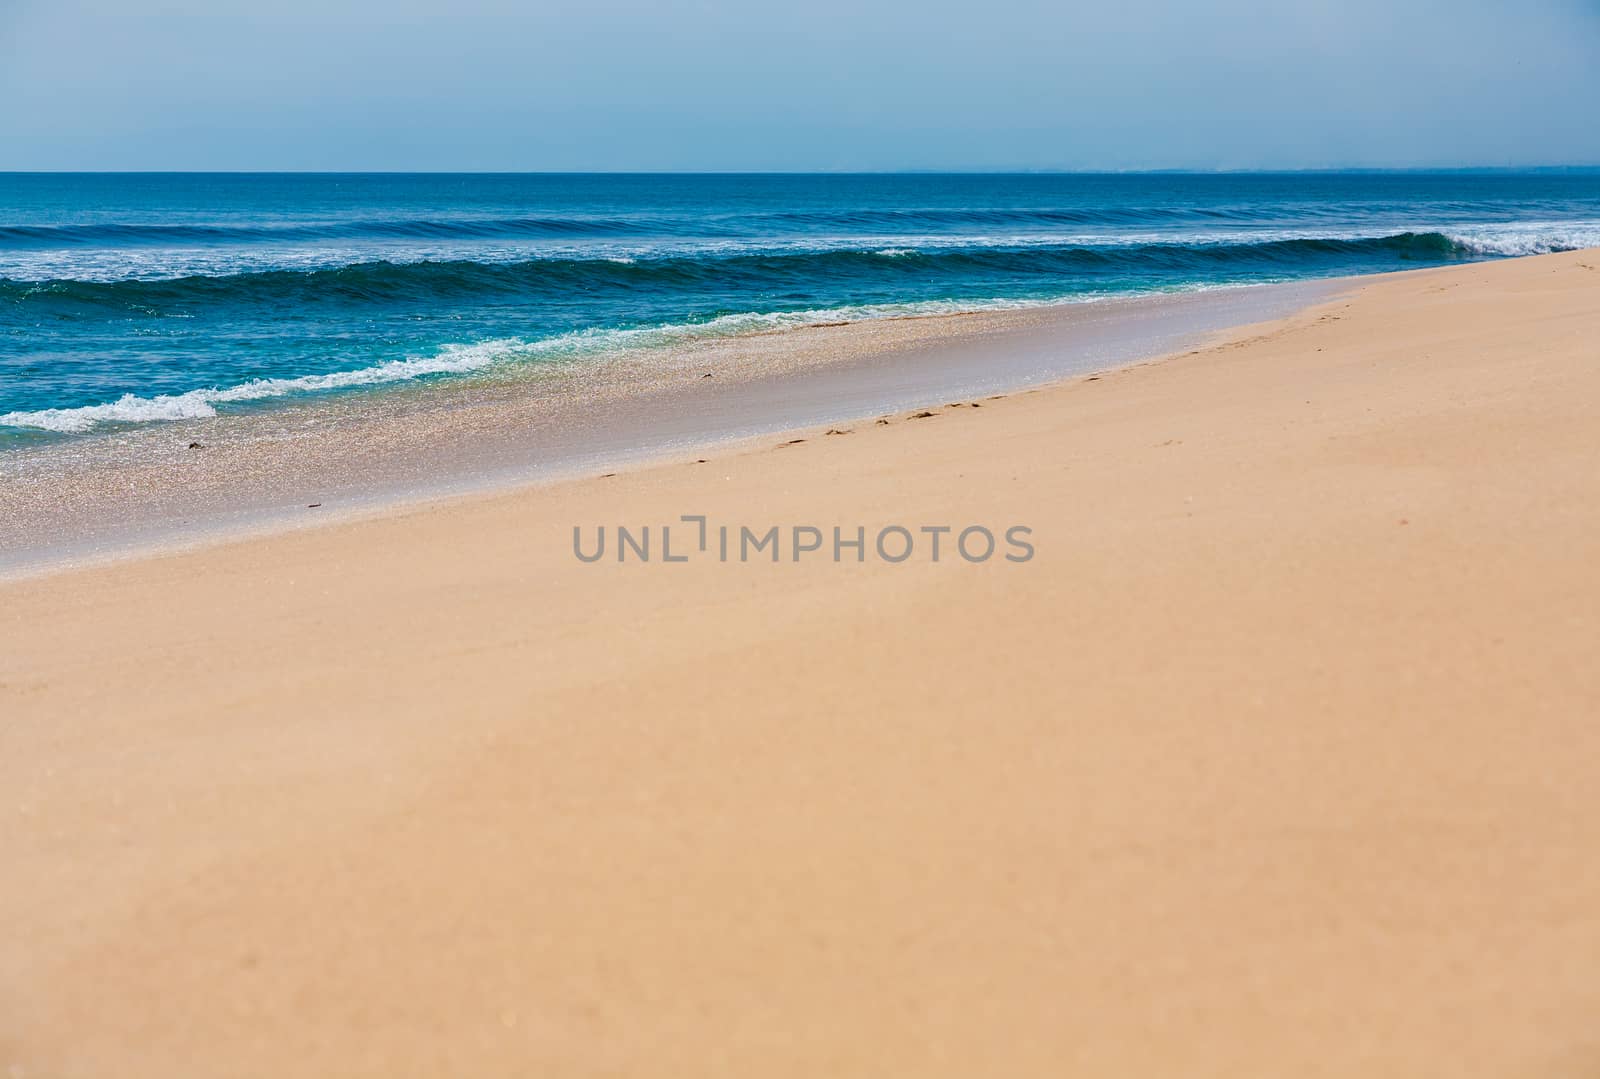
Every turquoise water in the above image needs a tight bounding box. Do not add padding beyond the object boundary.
[2,172,1597,441]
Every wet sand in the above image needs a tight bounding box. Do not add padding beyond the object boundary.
[3,251,1600,1077]
[0,282,1326,576]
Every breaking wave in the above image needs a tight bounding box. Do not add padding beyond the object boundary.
[0,295,1082,433]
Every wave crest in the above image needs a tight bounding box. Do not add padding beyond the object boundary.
[0,341,517,433]
[0,229,1518,311]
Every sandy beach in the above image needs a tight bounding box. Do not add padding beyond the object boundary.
[0,281,1325,576]
[4,248,1600,1076]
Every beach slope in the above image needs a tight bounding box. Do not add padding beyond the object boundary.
[3,250,1600,1077]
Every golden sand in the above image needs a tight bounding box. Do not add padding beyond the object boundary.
[3,250,1599,1077]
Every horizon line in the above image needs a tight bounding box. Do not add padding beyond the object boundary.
[4,165,1600,177]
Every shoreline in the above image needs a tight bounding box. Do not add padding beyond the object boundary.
[5,248,1600,1076]
[0,277,1336,579]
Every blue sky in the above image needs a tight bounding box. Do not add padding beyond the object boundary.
[3,0,1597,171]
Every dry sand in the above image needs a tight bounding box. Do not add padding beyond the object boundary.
[3,250,1599,1077]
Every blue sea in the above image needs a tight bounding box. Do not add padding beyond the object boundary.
[3,171,1597,442]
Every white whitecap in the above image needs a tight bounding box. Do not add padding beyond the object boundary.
[0,339,519,434]
[1441,222,1600,257]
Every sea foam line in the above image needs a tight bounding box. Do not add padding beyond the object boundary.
[0,294,1105,434]
[0,342,515,434]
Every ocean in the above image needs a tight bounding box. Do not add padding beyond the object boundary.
[2,171,1598,444]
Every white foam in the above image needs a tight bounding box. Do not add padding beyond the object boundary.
[1,294,1126,435]
[1442,222,1600,257]
[0,340,518,433]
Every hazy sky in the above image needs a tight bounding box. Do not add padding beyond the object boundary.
[3,0,1597,171]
